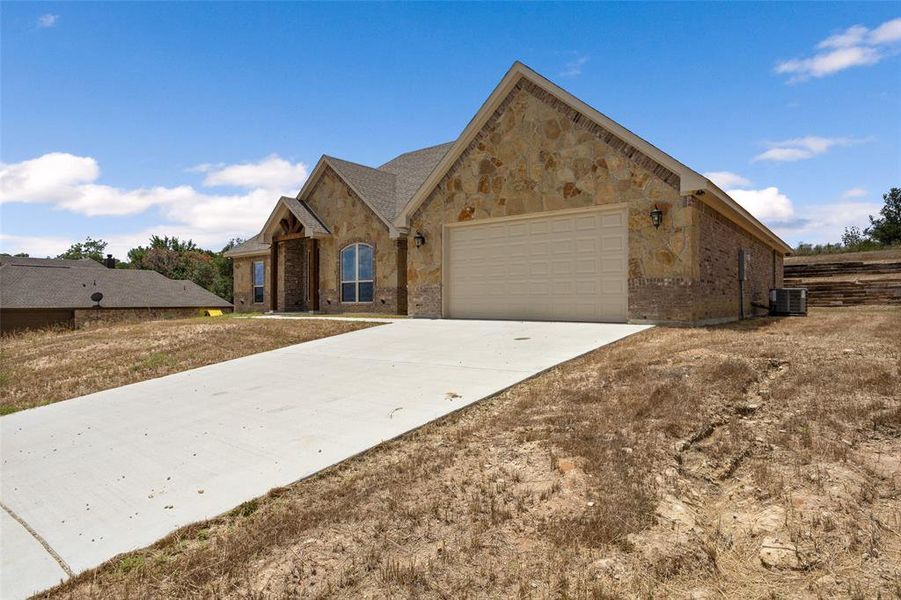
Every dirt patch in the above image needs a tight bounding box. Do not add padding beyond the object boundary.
[0,316,374,415]
[40,307,901,599]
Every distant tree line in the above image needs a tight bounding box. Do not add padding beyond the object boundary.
[794,187,901,256]
[53,236,243,302]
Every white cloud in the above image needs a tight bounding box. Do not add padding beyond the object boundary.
[704,171,751,188]
[0,233,74,258]
[841,187,868,198]
[776,17,901,82]
[752,136,870,162]
[36,14,59,28]
[195,155,309,189]
[719,181,880,245]
[728,187,796,222]
[0,153,99,202]
[0,152,310,256]
[773,201,882,245]
[776,46,882,80]
[869,17,901,45]
[560,54,589,78]
[817,25,869,49]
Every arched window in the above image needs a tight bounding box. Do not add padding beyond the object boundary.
[340,243,374,303]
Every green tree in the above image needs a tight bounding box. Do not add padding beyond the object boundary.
[840,226,864,249]
[210,238,244,302]
[125,235,239,302]
[57,237,108,262]
[865,187,901,246]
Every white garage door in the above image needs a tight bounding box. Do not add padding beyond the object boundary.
[445,206,628,322]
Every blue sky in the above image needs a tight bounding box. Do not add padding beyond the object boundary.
[2,2,899,258]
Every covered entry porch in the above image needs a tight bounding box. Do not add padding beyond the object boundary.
[261,196,331,312]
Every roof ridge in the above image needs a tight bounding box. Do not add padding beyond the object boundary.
[323,155,390,175]
[377,141,456,169]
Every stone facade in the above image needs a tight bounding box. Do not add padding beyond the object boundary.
[407,79,695,321]
[233,255,270,312]
[230,74,786,324]
[305,168,405,315]
[231,169,408,316]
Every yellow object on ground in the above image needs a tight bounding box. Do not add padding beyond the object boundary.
[204,309,224,317]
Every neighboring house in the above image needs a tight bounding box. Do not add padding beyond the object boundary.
[0,256,232,333]
[227,62,790,324]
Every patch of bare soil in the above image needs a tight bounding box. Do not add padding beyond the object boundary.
[0,316,373,415]
[41,307,901,599]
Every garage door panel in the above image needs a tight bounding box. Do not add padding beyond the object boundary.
[447,207,627,322]
[601,235,624,251]
[601,213,625,227]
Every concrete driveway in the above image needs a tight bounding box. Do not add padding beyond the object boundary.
[0,318,649,598]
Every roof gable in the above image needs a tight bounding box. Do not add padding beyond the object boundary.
[257,195,330,243]
[393,61,791,254]
[325,157,398,221]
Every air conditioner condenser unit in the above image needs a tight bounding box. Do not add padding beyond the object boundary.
[770,288,807,316]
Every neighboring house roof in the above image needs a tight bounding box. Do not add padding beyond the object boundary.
[0,258,232,310]
[0,256,106,269]
[393,61,791,254]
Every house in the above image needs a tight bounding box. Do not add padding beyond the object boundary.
[0,256,233,333]
[226,62,790,324]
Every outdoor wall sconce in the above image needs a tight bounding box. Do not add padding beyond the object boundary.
[650,205,663,229]
[414,231,426,247]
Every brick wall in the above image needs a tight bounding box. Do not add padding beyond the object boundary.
[277,238,308,311]
[693,201,781,323]
[232,255,270,312]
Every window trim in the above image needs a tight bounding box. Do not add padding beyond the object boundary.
[252,260,265,305]
[340,243,374,304]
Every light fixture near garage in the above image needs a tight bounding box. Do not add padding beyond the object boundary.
[414,231,426,247]
[650,205,664,229]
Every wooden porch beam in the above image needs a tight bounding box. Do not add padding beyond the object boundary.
[272,232,306,242]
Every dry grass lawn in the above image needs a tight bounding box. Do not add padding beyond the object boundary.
[40,307,901,599]
[785,248,901,265]
[0,316,374,415]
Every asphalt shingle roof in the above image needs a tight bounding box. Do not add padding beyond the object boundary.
[378,142,456,217]
[223,234,269,257]
[324,142,454,223]
[233,140,455,247]
[0,258,232,310]
[280,197,331,236]
[0,256,107,269]
[325,156,398,221]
